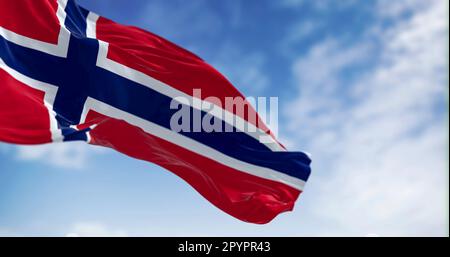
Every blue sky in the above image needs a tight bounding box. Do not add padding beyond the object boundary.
[0,0,448,236]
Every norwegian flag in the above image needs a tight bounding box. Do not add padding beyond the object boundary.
[0,0,311,223]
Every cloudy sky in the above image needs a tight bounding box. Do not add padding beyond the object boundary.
[0,0,448,236]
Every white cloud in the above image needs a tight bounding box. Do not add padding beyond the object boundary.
[66,222,128,237]
[280,20,323,57]
[0,228,17,237]
[138,0,223,43]
[212,44,270,95]
[279,0,358,10]
[15,142,106,169]
[376,0,429,19]
[0,223,128,237]
[285,0,448,236]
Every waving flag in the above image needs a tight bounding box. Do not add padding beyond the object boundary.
[0,0,311,224]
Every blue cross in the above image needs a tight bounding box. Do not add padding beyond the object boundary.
[0,0,311,181]
[0,0,272,149]
[0,1,172,142]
